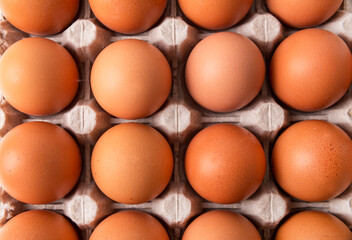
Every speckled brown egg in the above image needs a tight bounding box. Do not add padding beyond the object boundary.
[178,0,253,30]
[266,0,343,28]
[271,120,352,202]
[0,37,79,116]
[89,0,167,34]
[186,32,265,113]
[0,210,79,240]
[276,211,352,240]
[0,122,81,204]
[182,210,261,240]
[185,124,266,204]
[270,29,352,112]
[91,39,171,119]
[0,0,79,36]
[91,123,173,204]
[90,211,169,240]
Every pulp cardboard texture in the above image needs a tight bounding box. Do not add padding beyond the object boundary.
[0,0,351,239]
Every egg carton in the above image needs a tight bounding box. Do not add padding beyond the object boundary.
[0,0,351,239]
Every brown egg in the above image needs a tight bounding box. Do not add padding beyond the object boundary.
[178,0,253,30]
[186,32,265,112]
[91,123,173,204]
[0,210,79,240]
[89,0,167,34]
[266,0,343,28]
[0,0,79,36]
[90,211,169,240]
[91,39,171,119]
[0,37,79,116]
[271,120,352,202]
[276,211,352,240]
[182,210,261,240]
[0,122,81,204]
[270,29,352,112]
[185,124,266,204]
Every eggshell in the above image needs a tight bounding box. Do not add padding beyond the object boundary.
[270,29,352,112]
[0,0,79,36]
[91,39,172,119]
[266,0,343,28]
[182,210,261,240]
[90,211,169,240]
[91,123,173,204]
[178,0,253,30]
[0,122,81,204]
[0,37,79,116]
[271,120,352,202]
[89,0,167,34]
[185,124,266,204]
[185,32,265,112]
[0,210,79,240]
[275,211,352,240]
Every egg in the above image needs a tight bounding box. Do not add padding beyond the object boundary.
[0,0,79,36]
[178,0,253,30]
[0,122,81,204]
[89,0,167,34]
[271,120,352,202]
[91,39,171,119]
[90,211,169,240]
[185,32,265,112]
[185,124,266,204]
[0,210,79,240]
[91,123,173,204]
[0,37,79,116]
[182,210,261,240]
[275,211,352,240]
[270,29,352,112]
[266,0,343,28]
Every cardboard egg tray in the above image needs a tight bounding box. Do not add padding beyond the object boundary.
[0,0,352,239]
